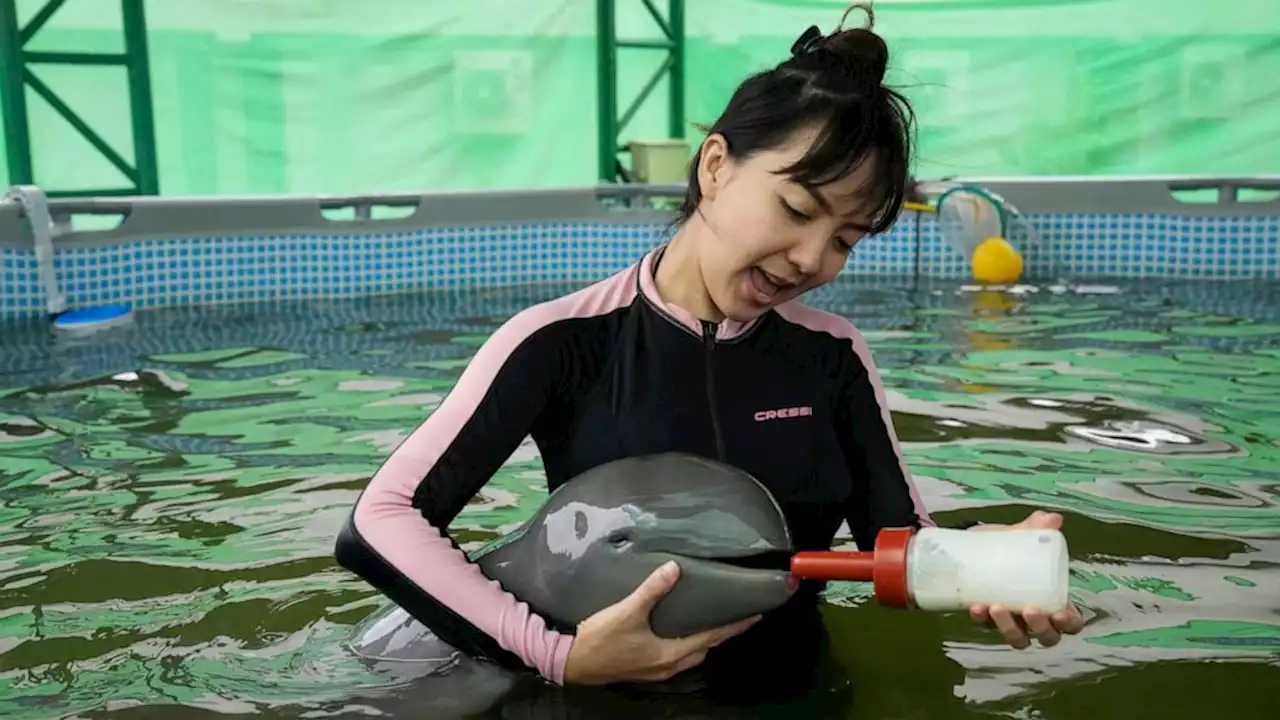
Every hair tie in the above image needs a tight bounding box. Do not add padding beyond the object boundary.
[790,25,823,57]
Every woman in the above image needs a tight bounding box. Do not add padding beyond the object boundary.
[334,4,1083,699]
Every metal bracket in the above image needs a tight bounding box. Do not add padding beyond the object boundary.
[5,184,64,315]
[596,0,686,182]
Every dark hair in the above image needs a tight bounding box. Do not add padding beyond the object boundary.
[675,3,915,236]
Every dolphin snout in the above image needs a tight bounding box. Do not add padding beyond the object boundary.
[646,554,796,639]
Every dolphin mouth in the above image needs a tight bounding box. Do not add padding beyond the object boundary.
[643,550,798,639]
[668,549,797,590]
[698,549,793,572]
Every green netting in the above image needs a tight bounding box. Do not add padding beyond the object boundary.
[3,0,1278,196]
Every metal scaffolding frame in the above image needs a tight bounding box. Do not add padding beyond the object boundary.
[0,1,684,194]
[596,0,686,183]
[0,0,159,197]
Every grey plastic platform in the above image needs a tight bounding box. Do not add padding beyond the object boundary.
[2,176,1278,251]
[0,184,684,250]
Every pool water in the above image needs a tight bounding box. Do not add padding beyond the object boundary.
[1,276,1278,719]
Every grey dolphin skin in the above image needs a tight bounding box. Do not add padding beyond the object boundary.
[338,452,803,716]
[474,451,798,638]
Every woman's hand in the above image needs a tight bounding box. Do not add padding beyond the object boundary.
[562,561,761,685]
[967,510,1086,649]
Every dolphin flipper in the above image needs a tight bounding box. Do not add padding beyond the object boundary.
[345,602,522,714]
[347,601,462,669]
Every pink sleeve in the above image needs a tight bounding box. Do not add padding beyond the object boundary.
[843,326,935,527]
[773,302,934,528]
[345,269,639,685]
[350,311,573,682]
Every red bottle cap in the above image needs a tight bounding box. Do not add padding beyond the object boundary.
[872,527,913,608]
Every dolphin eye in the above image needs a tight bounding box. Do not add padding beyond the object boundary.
[607,530,632,549]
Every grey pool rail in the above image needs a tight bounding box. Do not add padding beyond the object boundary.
[1,176,1278,320]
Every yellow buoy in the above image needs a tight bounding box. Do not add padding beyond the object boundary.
[971,236,1023,285]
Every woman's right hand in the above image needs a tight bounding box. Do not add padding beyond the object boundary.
[562,560,762,685]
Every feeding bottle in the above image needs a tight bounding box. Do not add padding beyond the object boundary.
[790,526,1071,613]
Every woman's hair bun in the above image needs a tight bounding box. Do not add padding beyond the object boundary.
[788,3,889,95]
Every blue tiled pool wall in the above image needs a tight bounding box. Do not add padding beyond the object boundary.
[2,210,1278,319]
[3,271,1276,389]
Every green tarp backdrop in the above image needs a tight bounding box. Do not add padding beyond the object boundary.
[3,0,1278,196]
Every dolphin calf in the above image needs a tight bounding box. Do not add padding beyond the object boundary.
[337,452,801,715]
[470,451,797,638]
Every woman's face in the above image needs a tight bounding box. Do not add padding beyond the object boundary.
[691,127,881,322]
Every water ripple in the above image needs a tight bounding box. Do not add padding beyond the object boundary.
[1,277,1278,719]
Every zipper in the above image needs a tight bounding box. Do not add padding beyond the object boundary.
[701,320,727,461]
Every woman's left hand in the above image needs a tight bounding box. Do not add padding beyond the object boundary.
[967,510,1086,649]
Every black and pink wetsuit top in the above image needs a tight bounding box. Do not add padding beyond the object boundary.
[334,245,934,686]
